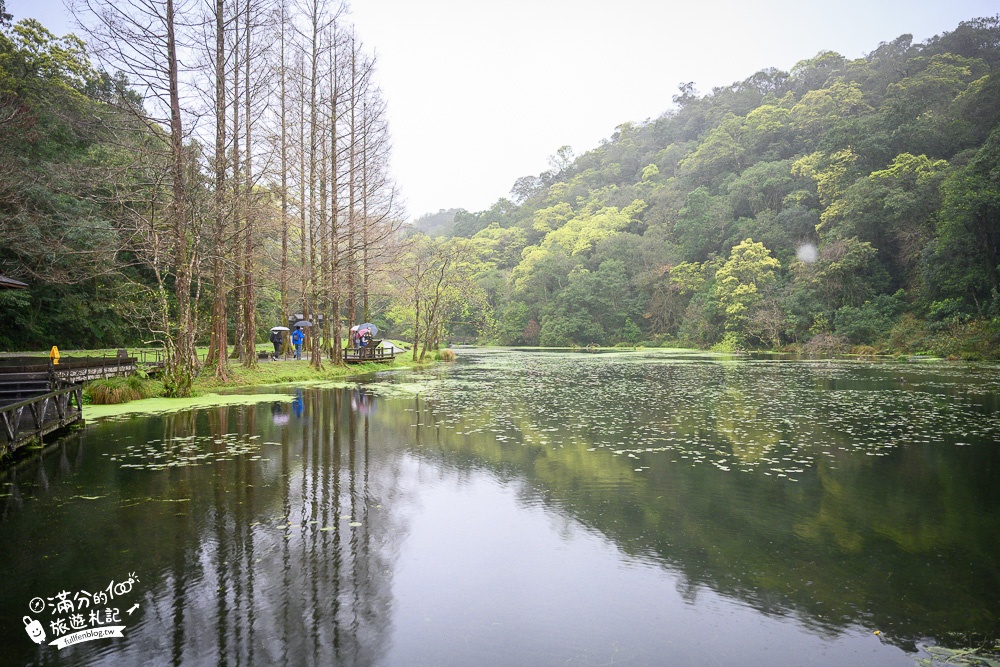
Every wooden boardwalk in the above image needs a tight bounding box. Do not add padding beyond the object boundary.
[50,355,137,384]
[0,385,84,455]
[0,354,136,458]
[268,343,400,364]
[343,344,397,364]
[0,342,399,458]
[0,355,136,407]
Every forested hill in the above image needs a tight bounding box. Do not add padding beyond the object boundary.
[434,17,1000,357]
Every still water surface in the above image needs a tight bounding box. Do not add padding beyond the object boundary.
[1,348,998,666]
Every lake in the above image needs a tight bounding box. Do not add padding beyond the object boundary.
[1,348,998,666]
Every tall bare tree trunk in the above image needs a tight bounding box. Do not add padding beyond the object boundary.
[298,60,308,326]
[361,98,370,323]
[242,0,257,368]
[307,0,322,369]
[346,34,357,335]
[308,0,323,369]
[329,38,342,364]
[166,0,195,395]
[230,0,244,361]
[208,0,230,380]
[279,0,289,356]
[320,121,330,358]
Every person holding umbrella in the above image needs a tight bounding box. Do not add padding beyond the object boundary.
[353,322,377,359]
[291,326,304,360]
[269,326,288,360]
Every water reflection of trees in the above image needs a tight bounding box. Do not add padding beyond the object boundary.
[2,360,998,660]
[393,362,1000,652]
[0,388,406,666]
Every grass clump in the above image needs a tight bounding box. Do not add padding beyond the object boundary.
[84,375,161,404]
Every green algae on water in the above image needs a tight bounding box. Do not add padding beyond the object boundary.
[84,392,296,420]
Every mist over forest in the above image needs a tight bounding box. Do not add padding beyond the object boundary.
[414,16,1000,357]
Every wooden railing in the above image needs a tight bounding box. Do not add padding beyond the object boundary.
[343,343,396,363]
[0,385,84,455]
[49,356,137,384]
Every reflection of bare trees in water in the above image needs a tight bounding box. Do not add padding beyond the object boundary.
[63,388,407,666]
[0,386,413,666]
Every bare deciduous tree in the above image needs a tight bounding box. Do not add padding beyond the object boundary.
[71,0,199,395]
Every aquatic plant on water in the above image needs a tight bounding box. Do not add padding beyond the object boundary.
[84,376,160,404]
[917,643,1000,667]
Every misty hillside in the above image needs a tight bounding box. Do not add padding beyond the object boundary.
[431,16,1000,356]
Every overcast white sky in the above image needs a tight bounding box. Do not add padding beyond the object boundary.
[8,0,999,220]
